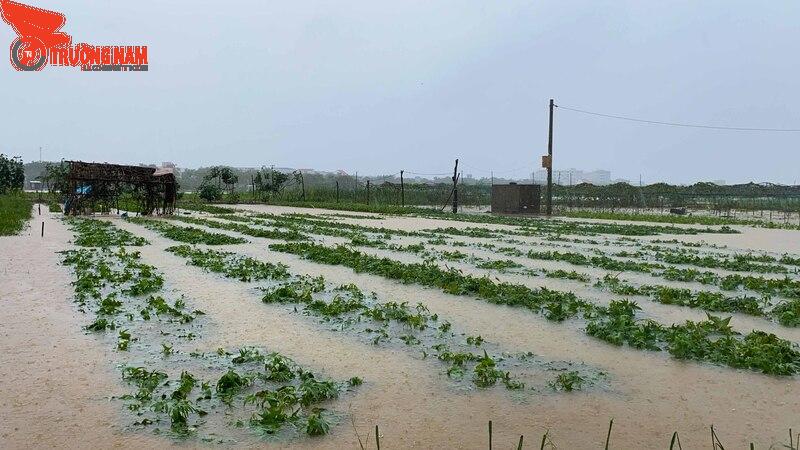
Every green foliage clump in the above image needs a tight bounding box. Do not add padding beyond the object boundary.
[67,218,148,247]
[472,350,504,388]
[216,369,248,397]
[595,275,766,317]
[476,259,524,271]
[305,409,331,436]
[545,269,591,282]
[167,245,290,281]
[655,248,787,274]
[549,371,584,392]
[772,299,800,327]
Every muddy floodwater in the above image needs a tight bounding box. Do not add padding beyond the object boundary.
[2,204,800,449]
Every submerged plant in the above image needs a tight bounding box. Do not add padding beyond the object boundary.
[305,408,331,436]
[549,371,584,392]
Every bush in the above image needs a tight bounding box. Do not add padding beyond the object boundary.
[197,183,222,201]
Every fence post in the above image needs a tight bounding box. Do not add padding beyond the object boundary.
[400,170,405,207]
[452,159,459,213]
[366,180,370,205]
[299,171,306,202]
[336,180,340,203]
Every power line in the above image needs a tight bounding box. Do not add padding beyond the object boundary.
[555,104,800,132]
[406,171,451,176]
[461,162,532,176]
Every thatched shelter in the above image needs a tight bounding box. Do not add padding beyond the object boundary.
[64,161,177,215]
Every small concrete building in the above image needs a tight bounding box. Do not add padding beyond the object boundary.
[491,183,541,214]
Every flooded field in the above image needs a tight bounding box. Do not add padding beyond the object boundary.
[2,204,800,449]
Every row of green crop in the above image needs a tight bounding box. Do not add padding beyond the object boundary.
[429,223,796,275]
[126,217,248,245]
[166,245,595,392]
[168,215,309,241]
[268,241,800,375]
[322,229,800,330]
[67,217,149,247]
[60,218,357,440]
[200,211,800,321]
[642,244,800,272]
[188,209,800,330]
[506,246,800,301]
[564,209,800,231]
[179,199,740,237]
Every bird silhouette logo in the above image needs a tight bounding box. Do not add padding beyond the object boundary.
[0,0,71,71]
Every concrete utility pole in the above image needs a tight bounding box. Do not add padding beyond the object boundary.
[546,99,554,215]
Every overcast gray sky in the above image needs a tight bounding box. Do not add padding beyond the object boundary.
[1,0,798,184]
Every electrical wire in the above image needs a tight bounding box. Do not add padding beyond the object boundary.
[555,104,800,132]
[406,171,451,176]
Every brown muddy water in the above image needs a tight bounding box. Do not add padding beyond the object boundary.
[2,204,799,449]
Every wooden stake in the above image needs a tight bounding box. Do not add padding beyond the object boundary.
[41,221,44,237]
[488,420,492,450]
[375,425,380,450]
[546,98,554,215]
[400,170,405,206]
[451,159,459,214]
[605,419,613,450]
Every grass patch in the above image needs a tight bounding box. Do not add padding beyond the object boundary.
[0,193,31,235]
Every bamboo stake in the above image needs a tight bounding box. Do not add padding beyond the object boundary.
[605,419,613,450]
[669,431,682,450]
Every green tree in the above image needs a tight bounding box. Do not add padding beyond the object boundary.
[198,183,223,201]
[0,154,24,193]
[253,167,290,200]
[40,161,70,197]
